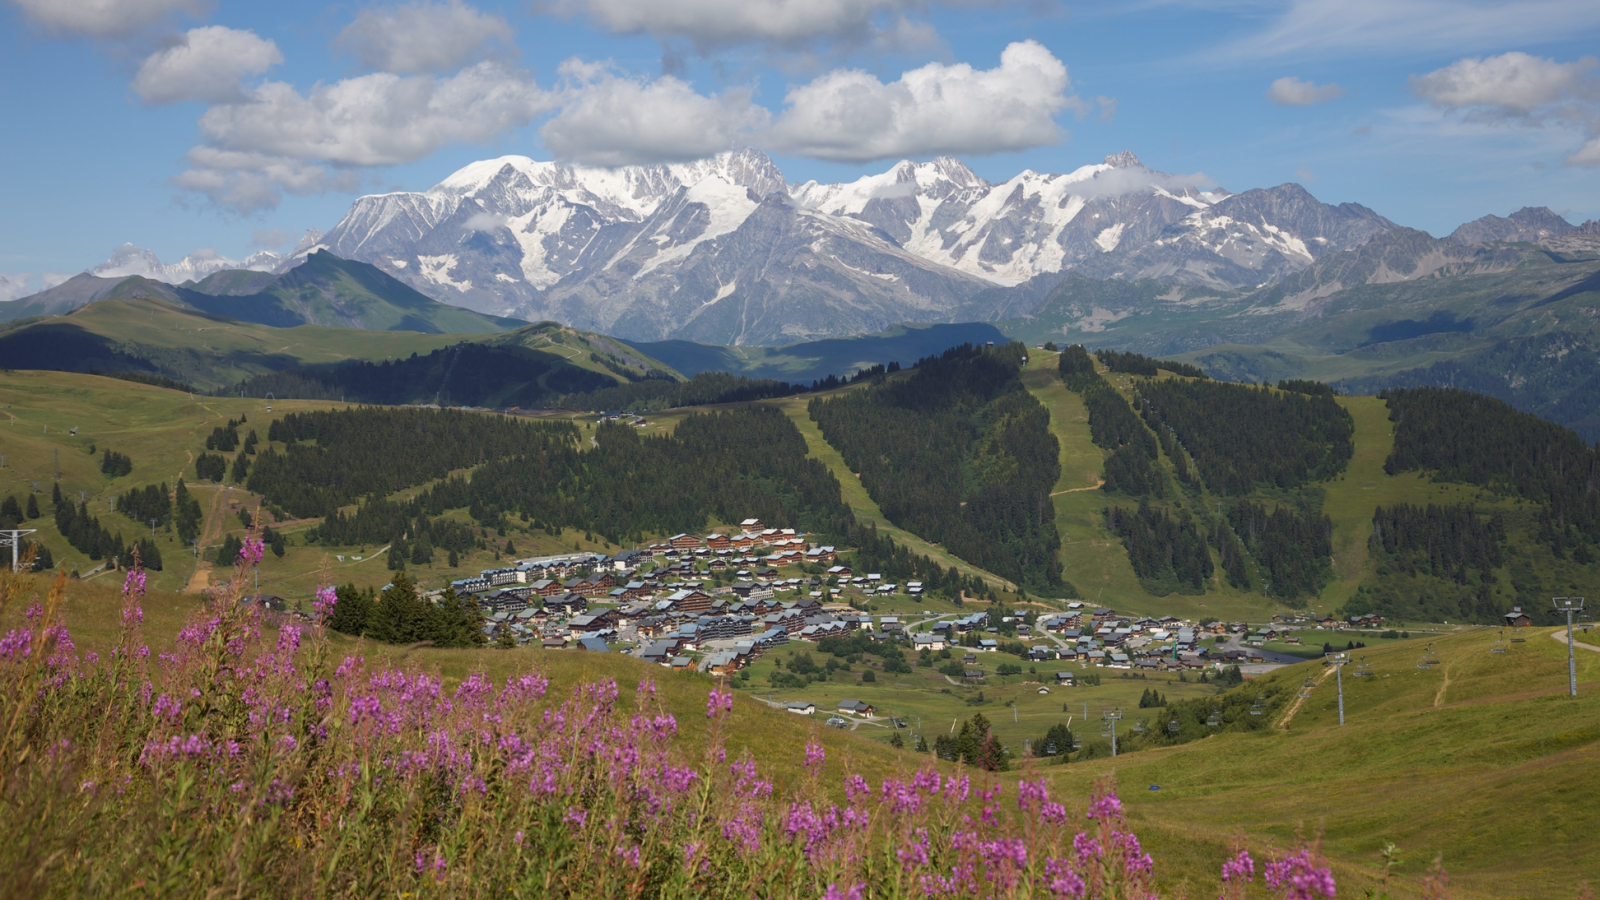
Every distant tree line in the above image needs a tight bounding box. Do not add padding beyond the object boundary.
[1096,349,1208,380]
[226,344,613,408]
[1139,380,1353,495]
[812,343,1067,591]
[1105,500,1212,595]
[1277,379,1336,396]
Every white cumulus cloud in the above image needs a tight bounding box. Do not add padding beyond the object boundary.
[193,62,550,167]
[336,1,514,74]
[173,62,553,212]
[542,0,998,52]
[1410,51,1600,167]
[764,39,1079,163]
[9,0,206,39]
[132,26,282,105]
[1267,76,1345,106]
[541,62,770,166]
[1410,51,1597,116]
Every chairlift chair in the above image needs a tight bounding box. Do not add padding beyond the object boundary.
[1132,720,1146,735]
[1205,712,1222,727]
[1166,719,1180,735]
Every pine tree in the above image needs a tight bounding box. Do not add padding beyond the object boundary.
[326,584,374,636]
[51,482,61,507]
[25,494,40,519]
[889,731,905,749]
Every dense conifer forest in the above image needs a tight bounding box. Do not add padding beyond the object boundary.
[1382,387,1600,558]
[249,403,990,599]
[1224,501,1333,601]
[1105,501,1213,594]
[1369,503,1506,581]
[810,343,1067,592]
[250,408,573,518]
[229,344,615,407]
[1095,349,1208,380]
[1138,380,1353,495]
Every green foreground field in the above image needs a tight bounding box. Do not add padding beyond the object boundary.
[6,565,1596,899]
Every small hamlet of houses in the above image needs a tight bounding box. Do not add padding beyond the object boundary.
[387,517,1391,683]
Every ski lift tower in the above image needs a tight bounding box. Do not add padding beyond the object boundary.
[0,528,37,572]
[1100,708,1123,757]
[1554,597,1585,698]
[1326,651,1350,726]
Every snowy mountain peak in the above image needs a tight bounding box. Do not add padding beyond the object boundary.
[1103,150,1143,169]
[88,243,282,283]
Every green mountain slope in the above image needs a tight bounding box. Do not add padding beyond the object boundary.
[0,298,667,398]
[1,252,524,335]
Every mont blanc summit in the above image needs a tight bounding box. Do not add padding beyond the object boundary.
[311,149,1399,345]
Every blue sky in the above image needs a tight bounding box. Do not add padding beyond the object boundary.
[3,0,1600,293]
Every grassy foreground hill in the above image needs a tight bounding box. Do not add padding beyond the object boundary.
[2,562,1594,898]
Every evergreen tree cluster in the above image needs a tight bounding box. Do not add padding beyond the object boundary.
[932,713,1009,771]
[810,343,1065,590]
[1034,722,1075,757]
[99,449,132,477]
[1370,503,1506,583]
[1225,501,1333,602]
[118,483,172,528]
[323,575,487,647]
[251,407,576,518]
[1138,688,1168,708]
[0,494,40,526]
[205,417,244,452]
[1105,501,1213,594]
[195,452,227,482]
[1139,380,1354,495]
[1277,379,1336,397]
[174,479,203,544]
[1056,344,1097,386]
[1096,349,1208,380]
[1381,386,1600,557]
[54,497,162,570]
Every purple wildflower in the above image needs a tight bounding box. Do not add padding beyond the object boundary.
[1265,848,1336,899]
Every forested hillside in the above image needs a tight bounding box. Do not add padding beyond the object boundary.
[244,403,992,599]
[809,343,1067,592]
[1052,346,1346,602]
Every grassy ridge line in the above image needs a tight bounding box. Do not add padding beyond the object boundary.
[767,395,1009,591]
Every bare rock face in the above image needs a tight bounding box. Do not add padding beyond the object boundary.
[1448,207,1576,245]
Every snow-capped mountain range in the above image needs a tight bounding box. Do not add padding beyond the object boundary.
[73,149,1417,345]
[87,230,328,283]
